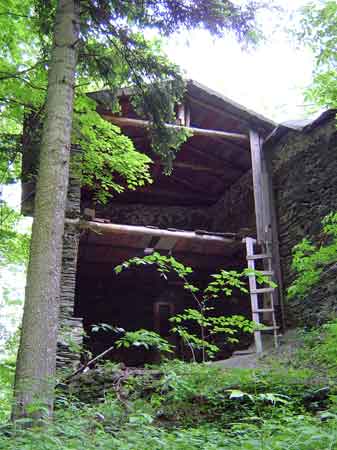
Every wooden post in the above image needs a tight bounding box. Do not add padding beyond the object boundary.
[249,130,272,243]
[176,103,186,125]
[249,130,284,323]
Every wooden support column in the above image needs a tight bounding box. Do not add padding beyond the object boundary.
[249,130,272,243]
[57,146,83,370]
[249,130,284,323]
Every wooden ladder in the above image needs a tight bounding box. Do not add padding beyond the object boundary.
[244,237,279,354]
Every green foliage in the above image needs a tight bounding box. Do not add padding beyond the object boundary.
[2,320,337,447]
[0,204,30,267]
[116,252,273,361]
[2,357,336,448]
[297,1,337,109]
[0,0,265,199]
[287,319,337,377]
[288,212,337,300]
[73,95,153,203]
[115,329,173,354]
[0,358,15,423]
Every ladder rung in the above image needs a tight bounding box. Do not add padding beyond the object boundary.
[251,287,275,294]
[258,326,280,331]
[247,254,272,260]
[252,308,274,313]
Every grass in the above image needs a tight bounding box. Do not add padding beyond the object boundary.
[1,320,337,449]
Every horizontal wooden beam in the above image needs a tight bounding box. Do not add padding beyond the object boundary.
[102,115,249,143]
[81,221,236,244]
[131,186,216,204]
[164,161,225,176]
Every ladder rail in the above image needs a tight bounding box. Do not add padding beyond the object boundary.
[245,237,263,354]
[244,237,279,354]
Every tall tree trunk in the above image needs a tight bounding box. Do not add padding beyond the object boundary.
[12,0,80,421]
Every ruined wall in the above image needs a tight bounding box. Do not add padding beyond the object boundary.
[271,117,337,326]
[90,202,211,231]
[57,148,83,370]
[210,170,256,235]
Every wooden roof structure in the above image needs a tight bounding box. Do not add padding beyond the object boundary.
[89,79,276,207]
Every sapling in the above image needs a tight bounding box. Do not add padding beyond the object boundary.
[115,253,274,362]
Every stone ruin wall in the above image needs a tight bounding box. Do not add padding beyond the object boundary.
[91,202,212,231]
[89,170,257,236]
[210,170,256,235]
[271,117,337,326]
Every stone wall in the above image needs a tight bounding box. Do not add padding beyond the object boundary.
[57,149,84,370]
[210,170,256,235]
[88,202,211,231]
[271,117,337,326]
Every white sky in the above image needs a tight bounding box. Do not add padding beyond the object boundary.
[163,0,314,122]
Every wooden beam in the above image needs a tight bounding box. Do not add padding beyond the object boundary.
[249,130,271,243]
[102,114,249,143]
[170,174,220,196]
[81,221,235,245]
[132,186,216,204]
[185,142,246,173]
[188,94,273,136]
[176,103,186,125]
[249,131,285,324]
[159,161,225,176]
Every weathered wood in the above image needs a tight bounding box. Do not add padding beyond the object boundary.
[154,236,178,251]
[102,115,249,142]
[249,131,284,325]
[185,104,191,127]
[120,186,217,205]
[187,89,276,134]
[264,144,285,319]
[249,130,267,242]
[81,221,236,245]
[244,237,279,352]
[161,161,225,175]
[176,103,186,125]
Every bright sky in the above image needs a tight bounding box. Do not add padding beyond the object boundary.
[164,0,314,123]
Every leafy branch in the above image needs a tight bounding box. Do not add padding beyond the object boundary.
[116,252,273,362]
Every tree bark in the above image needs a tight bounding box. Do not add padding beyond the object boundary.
[12,0,80,421]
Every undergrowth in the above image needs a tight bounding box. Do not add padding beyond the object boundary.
[285,319,337,378]
[1,320,337,449]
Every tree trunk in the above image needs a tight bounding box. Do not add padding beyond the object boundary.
[12,0,80,421]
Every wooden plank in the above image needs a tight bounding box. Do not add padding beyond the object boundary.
[102,115,249,142]
[247,254,272,260]
[252,308,274,313]
[154,237,178,251]
[185,141,244,169]
[251,288,275,294]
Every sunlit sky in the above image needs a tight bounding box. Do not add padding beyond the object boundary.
[163,0,314,123]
